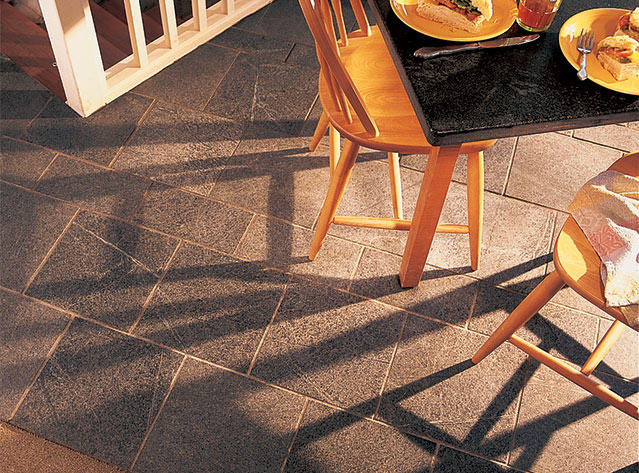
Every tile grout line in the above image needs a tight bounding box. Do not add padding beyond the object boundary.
[30,152,60,190]
[127,240,184,334]
[372,310,410,420]
[429,443,442,473]
[505,359,536,468]
[23,96,53,132]
[279,397,310,473]
[201,50,242,112]
[107,99,157,169]
[232,213,258,256]
[126,182,155,223]
[129,355,187,471]
[463,283,481,330]
[7,315,75,421]
[246,276,292,376]
[345,245,365,293]
[502,135,519,196]
[20,208,81,295]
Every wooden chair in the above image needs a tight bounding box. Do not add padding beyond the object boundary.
[299,0,496,269]
[472,152,639,420]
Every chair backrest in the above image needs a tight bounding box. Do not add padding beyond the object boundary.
[298,0,380,137]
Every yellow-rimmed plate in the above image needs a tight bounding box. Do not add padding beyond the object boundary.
[390,0,518,42]
[559,8,639,95]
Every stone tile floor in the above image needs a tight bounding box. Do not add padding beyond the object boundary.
[1,0,638,472]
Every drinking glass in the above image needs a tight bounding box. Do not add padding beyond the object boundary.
[516,0,563,32]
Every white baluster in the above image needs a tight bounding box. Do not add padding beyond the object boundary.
[159,0,179,47]
[192,0,207,31]
[123,0,149,67]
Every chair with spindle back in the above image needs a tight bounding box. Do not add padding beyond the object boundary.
[472,152,639,420]
[299,0,496,268]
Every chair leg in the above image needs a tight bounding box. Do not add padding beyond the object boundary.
[581,319,626,376]
[309,140,361,260]
[472,270,565,363]
[466,151,484,271]
[309,110,330,152]
[329,125,340,178]
[388,152,403,219]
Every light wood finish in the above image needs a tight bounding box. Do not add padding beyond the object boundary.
[329,126,340,177]
[472,152,639,420]
[466,151,483,270]
[310,111,331,152]
[300,0,494,269]
[388,152,403,219]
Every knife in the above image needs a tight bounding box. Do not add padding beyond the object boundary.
[414,34,540,59]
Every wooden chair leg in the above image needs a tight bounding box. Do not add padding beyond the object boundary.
[509,334,639,419]
[472,270,565,363]
[309,140,361,260]
[387,152,403,219]
[466,151,484,271]
[309,110,330,152]
[581,319,626,376]
[329,125,340,178]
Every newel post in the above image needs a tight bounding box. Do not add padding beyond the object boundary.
[38,0,108,117]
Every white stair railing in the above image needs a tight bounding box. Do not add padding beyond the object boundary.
[39,0,272,117]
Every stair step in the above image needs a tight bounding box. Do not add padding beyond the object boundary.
[90,0,133,57]
[99,0,163,44]
[0,1,65,101]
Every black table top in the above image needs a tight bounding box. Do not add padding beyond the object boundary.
[366,0,639,146]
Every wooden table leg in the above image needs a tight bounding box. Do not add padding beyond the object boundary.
[399,145,461,288]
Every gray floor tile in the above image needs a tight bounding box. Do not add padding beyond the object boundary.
[0,182,77,291]
[0,289,69,421]
[0,59,52,139]
[35,155,151,218]
[251,279,404,415]
[205,52,318,137]
[134,242,289,372]
[254,0,316,45]
[510,364,639,473]
[506,132,621,211]
[233,3,269,31]
[401,137,517,195]
[210,124,330,227]
[26,211,179,330]
[469,284,600,367]
[132,183,253,252]
[132,43,237,111]
[285,401,436,473]
[0,137,56,188]
[133,358,304,473]
[377,315,528,461]
[0,422,124,473]
[433,446,514,472]
[113,102,243,195]
[11,317,183,469]
[209,27,293,61]
[351,248,478,326]
[427,188,555,293]
[285,42,320,70]
[236,215,362,288]
[573,124,639,152]
[22,94,152,166]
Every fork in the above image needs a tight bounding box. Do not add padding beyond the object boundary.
[576,29,595,81]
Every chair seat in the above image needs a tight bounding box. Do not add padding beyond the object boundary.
[319,27,495,154]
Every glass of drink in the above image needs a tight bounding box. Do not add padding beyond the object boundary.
[516,0,563,32]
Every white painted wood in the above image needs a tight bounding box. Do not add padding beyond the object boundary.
[39,0,271,116]
[192,0,207,31]
[123,0,149,67]
[38,0,108,117]
[158,0,179,47]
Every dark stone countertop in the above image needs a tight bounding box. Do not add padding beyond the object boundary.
[367,0,639,145]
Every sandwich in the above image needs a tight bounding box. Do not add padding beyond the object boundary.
[616,8,639,42]
[416,0,493,34]
[596,35,639,81]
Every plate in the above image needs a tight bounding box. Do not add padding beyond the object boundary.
[559,8,639,95]
[390,0,518,42]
